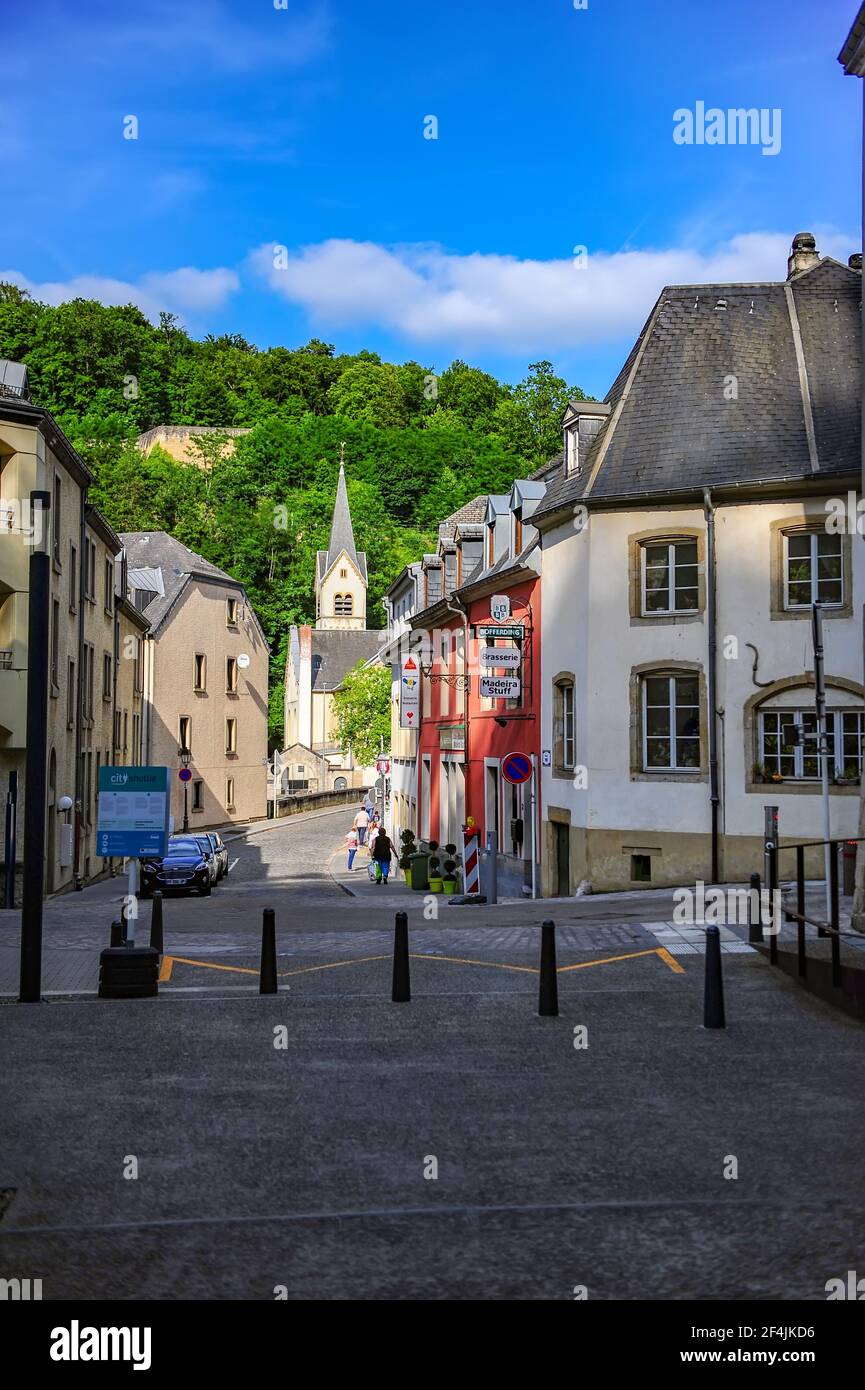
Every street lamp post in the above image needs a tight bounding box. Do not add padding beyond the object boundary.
[178,746,192,832]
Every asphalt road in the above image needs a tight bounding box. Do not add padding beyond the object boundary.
[1,805,863,1300]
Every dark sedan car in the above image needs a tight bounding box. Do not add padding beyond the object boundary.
[140,837,213,897]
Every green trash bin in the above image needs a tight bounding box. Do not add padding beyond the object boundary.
[409,852,430,891]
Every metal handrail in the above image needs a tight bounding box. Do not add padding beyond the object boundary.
[760,835,861,989]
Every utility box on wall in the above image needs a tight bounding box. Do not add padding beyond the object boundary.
[59,822,73,868]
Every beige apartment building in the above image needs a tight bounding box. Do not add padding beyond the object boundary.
[121,532,269,829]
[0,380,149,896]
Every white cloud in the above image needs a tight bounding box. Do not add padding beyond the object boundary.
[0,266,239,323]
[250,229,856,353]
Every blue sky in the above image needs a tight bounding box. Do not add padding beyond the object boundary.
[1,0,861,397]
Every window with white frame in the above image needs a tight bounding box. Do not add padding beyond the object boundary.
[784,531,843,609]
[553,678,575,771]
[641,539,699,615]
[642,674,700,771]
[758,706,863,781]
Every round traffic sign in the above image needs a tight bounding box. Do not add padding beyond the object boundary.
[376,757,391,776]
[179,768,193,783]
[501,751,532,785]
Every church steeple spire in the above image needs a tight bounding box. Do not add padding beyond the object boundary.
[315,442,367,631]
[327,442,358,569]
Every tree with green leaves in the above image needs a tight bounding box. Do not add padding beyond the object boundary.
[331,661,392,767]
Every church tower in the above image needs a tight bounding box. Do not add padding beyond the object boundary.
[315,447,367,631]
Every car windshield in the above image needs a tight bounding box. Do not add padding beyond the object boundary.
[168,840,201,855]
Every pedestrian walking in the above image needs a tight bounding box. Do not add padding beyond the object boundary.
[345,827,358,871]
[371,829,394,884]
[353,805,370,846]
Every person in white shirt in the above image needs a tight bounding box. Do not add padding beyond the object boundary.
[353,807,370,845]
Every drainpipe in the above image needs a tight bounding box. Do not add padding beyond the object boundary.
[442,594,469,841]
[72,493,86,889]
[703,488,720,883]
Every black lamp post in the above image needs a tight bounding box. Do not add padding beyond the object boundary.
[178,746,192,832]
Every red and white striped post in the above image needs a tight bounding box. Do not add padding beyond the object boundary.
[462,824,480,894]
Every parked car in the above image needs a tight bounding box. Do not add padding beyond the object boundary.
[140,837,213,897]
[203,831,229,880]
[191,835,220,887]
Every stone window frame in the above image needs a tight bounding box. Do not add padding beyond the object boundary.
[769,516,853,622]
[629,659,708,783]
[743,675,864,795]
[627,526,706,626]
[551,670,576,779]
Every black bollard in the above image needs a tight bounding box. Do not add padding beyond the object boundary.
[110,919,123,948]
[747,872,763,944]
[149,891,164,955]
[260,907,277,995]
[538,920,559,1017]
[391,911,411,1002]
[703,924,726,1029]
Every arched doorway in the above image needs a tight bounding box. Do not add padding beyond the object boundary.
[334,776,347,792]
[46,748,57,893]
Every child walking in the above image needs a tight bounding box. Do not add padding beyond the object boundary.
[345,827,358,871]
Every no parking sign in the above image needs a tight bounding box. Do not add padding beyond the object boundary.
[501,751,532,785]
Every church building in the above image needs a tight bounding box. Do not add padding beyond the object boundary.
[282,457,384,791]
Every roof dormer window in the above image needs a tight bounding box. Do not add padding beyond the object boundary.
[565,424,579,476]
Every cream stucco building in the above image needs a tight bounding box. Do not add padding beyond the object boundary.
[533,235,863,893]
[121,532,269,831]
[1,377,149,896]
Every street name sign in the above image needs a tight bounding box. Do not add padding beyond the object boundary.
[479,646,521,669]
[96,766,170,858]
[480,675,521,699]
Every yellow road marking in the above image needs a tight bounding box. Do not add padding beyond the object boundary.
[159,945,683,982]
[654,946,686,975]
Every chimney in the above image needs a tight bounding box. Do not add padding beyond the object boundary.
[849,253,862,272]
[787,231,820,278]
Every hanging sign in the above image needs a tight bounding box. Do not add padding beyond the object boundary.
[478,624,524,641]
[480,675,521,699]
[479,646,521,669]
[399,654,420,728]
[490,594,511,622]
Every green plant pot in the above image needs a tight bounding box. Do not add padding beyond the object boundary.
[442,880,456,895]
[429,877,443,893]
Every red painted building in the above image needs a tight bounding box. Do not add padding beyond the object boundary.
[411,484,544,897]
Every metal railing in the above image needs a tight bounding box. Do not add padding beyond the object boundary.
[762,836,862,989]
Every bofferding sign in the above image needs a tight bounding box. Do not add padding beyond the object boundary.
[479,646,521,669]
[480,675,521,699]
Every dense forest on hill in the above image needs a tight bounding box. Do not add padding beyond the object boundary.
[0,284,586,738]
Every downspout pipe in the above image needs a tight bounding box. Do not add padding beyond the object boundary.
[442,594,470,839]
[703,488,720,883]
[72,492,86,889]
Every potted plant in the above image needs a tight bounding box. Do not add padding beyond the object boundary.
[427,840,443,893]
[399,828,417,887]
[442,856,458,895]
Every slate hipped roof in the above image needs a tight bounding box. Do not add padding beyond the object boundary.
[310,628,385,691]
[120,531,265,640]
[534,250,862,524]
